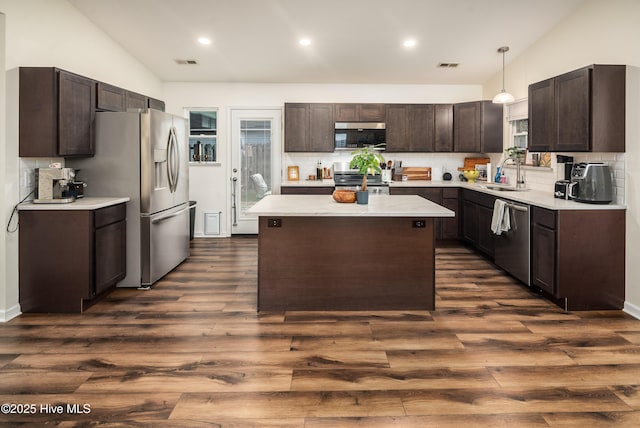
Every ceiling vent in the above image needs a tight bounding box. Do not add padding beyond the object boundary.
[174,59,198,65]
[438,63,459,68]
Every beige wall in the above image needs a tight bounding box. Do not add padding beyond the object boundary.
[0,0,163,321]
[0,12,11,321]
[483,0,640,317]
[0,0,161,97]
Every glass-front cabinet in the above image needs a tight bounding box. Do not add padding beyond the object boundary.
[188,109,217,163]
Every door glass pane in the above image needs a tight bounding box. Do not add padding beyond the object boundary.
[240,119,272,216]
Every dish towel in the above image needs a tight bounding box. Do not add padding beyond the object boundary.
[491,199,511,235]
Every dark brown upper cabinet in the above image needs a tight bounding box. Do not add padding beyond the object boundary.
[528,64,625,152]
[97,82,165,112]
[20,67,96,157]
[385,104,436,152]
[147,97,166,112]
[96,82,126,112]
[434,104,454,152]
[453,101,503,153]
[125,91,148,110]
[334,103,385,122]
[20,67,166,157]
[284,103,334,152]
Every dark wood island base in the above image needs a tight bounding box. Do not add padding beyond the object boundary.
[257,216,435,311]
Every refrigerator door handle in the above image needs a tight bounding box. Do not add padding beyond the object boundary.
[170,127,180,192]
[166,129,175,192]
[151,205,190,224]
[166,128,178,193]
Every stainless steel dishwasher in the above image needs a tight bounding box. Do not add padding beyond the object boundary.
[493,199,531,285]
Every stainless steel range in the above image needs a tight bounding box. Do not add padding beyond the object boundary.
[333,162,389,194]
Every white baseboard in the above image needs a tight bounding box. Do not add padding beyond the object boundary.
[623,301,640,320]
[0,304,22,322]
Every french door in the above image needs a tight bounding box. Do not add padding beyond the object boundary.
[230,108,282,234]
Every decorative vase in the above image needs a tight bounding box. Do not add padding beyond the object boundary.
[356,190,369,205]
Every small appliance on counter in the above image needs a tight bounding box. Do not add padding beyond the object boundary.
[66,180,87,199]
[34,167,76,204]
[554,180,571,199]
[554,155,575,200]
[556,155,574,180]
[568,162,613,204]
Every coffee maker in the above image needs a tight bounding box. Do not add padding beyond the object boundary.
[34,167,76,203]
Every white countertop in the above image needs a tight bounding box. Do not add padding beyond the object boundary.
[248,194,455,217]
[391,180,626,210]
[280,179,625,211]
[18,197,130,211]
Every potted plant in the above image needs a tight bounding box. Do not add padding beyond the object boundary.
[505,146,527,163]
[350,145,385,204]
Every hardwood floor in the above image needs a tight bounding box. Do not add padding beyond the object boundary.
[1,237,640,426]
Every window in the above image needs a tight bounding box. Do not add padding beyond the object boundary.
[512,118,528,149]
[507,99,528,150]
[187,109,217,163]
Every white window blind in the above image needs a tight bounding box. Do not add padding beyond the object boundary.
[507,98,528,121]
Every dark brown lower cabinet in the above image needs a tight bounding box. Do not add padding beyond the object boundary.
[461,189,495,257]
[531,207,557,295]
[531,206,625,310]
[440,188,460,239]
[19,203,126,313]
[280,186,334,195]
[389,187,460,242]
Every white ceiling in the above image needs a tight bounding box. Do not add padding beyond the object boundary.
[68,0,585,85]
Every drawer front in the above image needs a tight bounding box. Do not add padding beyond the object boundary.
[442,188,459,199]
[532,206,556,229]
[95,203,126,228]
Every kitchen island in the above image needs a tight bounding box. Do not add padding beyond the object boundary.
[248,194,454,311]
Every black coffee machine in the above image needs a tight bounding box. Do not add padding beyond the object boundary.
[554,155,574,199]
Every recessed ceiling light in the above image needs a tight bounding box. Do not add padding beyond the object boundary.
[198,37,211,45]
[299,38,312,46]
[403,39,417,48]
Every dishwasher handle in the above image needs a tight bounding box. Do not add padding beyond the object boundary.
[506,202,528,212]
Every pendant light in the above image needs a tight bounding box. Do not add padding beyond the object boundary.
[492,46,515,104]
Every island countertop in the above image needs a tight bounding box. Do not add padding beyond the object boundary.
[248,194,455,217]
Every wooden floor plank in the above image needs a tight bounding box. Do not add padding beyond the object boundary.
[290,367,499,391]
[1,237,639,425]
[400,387,632,415]
[489,364,640,388]
[169,391,406,419]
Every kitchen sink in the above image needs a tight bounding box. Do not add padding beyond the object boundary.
[480,185,530,192]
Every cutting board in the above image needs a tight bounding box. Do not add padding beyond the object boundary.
[401,167,432,180]
[457,157,490,171]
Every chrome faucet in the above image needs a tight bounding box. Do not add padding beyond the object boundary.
[498,156,526,189]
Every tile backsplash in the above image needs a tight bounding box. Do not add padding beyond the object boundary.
[284,152,472,182]
[286,151,626,205]
[495,152,626,205]
[19,157,65,200]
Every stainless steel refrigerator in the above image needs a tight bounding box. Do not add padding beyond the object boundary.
[68,109,190,287]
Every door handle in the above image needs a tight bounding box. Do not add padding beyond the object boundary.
[171,127,180,191]
[506,203,528,212]
[231,176,238,226]
[167,129,176,192]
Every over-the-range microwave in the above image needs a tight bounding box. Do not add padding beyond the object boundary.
[334,122,386,151]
